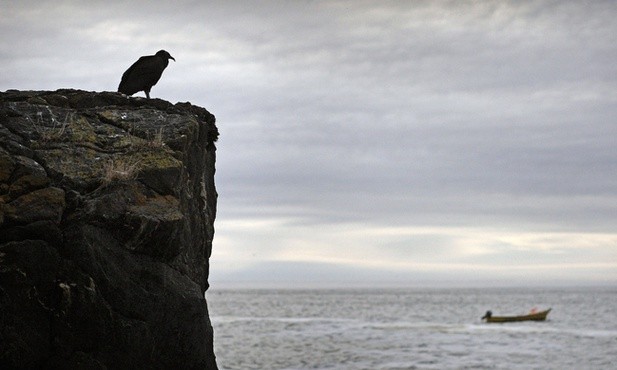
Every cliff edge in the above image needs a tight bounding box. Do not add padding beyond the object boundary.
[0,89,218,369]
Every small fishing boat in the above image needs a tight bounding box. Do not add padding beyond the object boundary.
[482,308,551,323]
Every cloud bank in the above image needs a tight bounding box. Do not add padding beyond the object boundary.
[2,1,616,287]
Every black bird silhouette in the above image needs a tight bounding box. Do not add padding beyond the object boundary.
[118,50,175,99]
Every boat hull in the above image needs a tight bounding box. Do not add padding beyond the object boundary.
[485,309,551,323]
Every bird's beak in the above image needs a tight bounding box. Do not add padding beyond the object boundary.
[170,56,176,62]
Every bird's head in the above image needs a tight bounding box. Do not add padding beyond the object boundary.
[156,50,175,61]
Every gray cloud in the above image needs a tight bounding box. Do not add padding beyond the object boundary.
[2,0,616,286]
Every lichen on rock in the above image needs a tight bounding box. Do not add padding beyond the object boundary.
[0,89,219,369]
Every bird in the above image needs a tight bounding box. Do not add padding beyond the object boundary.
[118,50,175,99]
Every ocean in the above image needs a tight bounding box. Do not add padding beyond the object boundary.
[207,287,617,370]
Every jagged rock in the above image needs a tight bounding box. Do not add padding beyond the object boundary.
[0,89,219,369]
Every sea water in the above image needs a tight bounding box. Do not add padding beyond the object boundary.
[208,287,617,369]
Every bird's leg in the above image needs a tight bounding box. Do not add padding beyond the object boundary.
[145,89,151,99]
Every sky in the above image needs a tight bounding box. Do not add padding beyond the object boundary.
[2,0,616,288]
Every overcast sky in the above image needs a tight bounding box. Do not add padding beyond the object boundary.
[2,0,616,288]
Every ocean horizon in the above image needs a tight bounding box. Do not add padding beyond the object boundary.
[208,286,617,369]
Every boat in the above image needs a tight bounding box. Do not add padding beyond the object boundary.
[481,308,551,323]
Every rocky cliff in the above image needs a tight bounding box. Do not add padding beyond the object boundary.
[0,89,219,369]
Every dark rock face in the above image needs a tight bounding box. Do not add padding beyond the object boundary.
[0,90,218,369]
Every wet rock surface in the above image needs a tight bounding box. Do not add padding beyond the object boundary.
[0,89,218,369]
